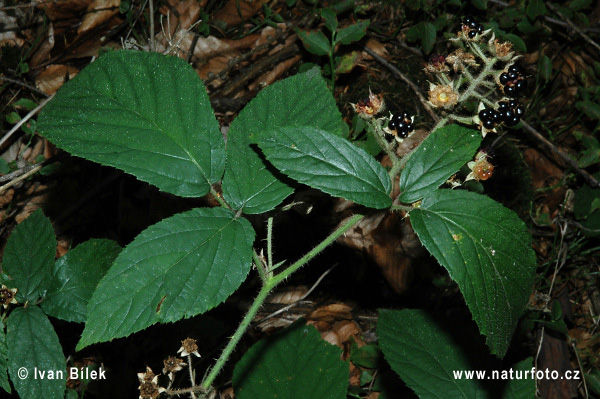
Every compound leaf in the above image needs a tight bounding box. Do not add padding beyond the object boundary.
[38,50,225,198]
[255,126,392,209]
[41,239,122,323]
[400,124,481,203]
[77,208,255,350]
[409,190,536,356]
[3,209,55,302]
[7,307,65,399]
[222,68,344,214]
[233,321,348,399]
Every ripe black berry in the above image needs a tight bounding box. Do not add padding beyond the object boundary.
[504,85,516,96]
[515,105,525,117]
[499,73,510,85]
[388,112,414,138]
[483,119,495,129]
[504,116,520,127]
[468,30,477,38]
[476,24,484,34]
[508,64,520,74]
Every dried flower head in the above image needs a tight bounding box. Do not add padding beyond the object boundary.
[138,367,166,399]
[163,356,186,381]
[493,40,514,59]
[466,151,494,181]
[178,338,201,358]
[446,49,478,72]
[351,89,385,119]
[0,285,18,309]
[428,84,459,108]
[424,54,450,74]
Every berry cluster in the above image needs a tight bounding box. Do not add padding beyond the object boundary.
[499,65,527,97]
[462,16,484,39]
[388,112,414,138]
[479,100,525,129]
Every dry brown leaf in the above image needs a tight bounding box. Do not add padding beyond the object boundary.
[364,38,388,57]
[268,285,308,304]
[78,0,120,34]
[212,0,263,27]
[320,330,341,346]
[36,65,80,95]
[248,55,302,91]
[37,0,91,21]
[307,303,353,322]
[332,320,361,343]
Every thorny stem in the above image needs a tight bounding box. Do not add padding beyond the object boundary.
[267,217,274,273]
[201,213,364,390]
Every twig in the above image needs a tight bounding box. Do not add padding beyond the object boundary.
[362,46,439,124]
[521,120,600,188]
[0,76,50,98]
[0,94,54,149]
[0,163,44,194]
[546,2,600,53]
[149,0,155,52]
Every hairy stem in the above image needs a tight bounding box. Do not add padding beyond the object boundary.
[201,213,364,389]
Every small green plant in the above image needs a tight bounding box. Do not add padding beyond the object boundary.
[0,210,121,398]
[1,25,538,397]
[296,8,369,92]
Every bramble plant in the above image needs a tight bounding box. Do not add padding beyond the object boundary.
[1,19,538,399]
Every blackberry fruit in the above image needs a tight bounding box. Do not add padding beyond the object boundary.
[515,105,525,118]
[508,64,521,74]
[478,108,499,129]
[504,85,516,96]
[499,73,510,85]
[495,100,524,127]
[504,116,520,127]
[388,112,413,138]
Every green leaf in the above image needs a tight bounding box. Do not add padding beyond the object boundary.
[0,321,10,394]
[38,50,225,198]
[255,126,392,209]
[233,321,348,399]
[336,20,370,45]
[377,309,535,398]
[504,34,527,52]
[526,0,547,20]
[350,344,381,369]
[406,22,437,53]
[77,207,255,349]
[41,239,122,323]
[7,307,66,399]
[399,125,481,203]
[296,29,331,56]
[575,100,600,120]
[13,98,38,110]
[470,0,488,10]
[5,111,21,124]
[409,190,536,356]
[3,209,55,302]
[321,8,337,32]
[539,55,553,81]
[222,68,344,214]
